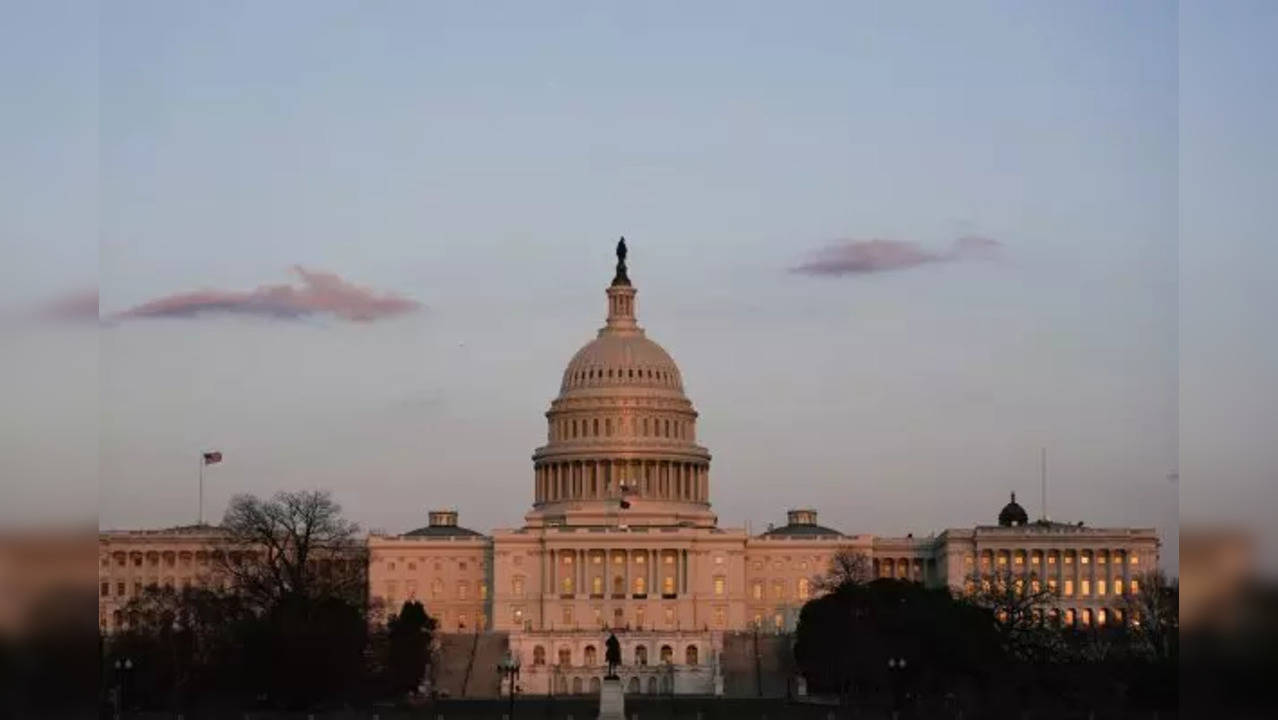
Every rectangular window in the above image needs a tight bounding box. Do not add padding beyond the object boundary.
[752,581,763,600]
[562,605,573,625]
[457,582,468,600]
[713,606,726,627]
[1048,555,1057,565]
[1130,554,1139,564]
[479,581,488,600]
[1064,579,1074,597]
[100,582,109,597]
[1080,579,1091,596]
[713,576,725,596]
[117,582,125,597]
[1081,555,1090,565]
[1130,578,1140,594]
[1097,579,1107,596]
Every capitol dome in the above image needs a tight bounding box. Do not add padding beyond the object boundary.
[528,238,713,528]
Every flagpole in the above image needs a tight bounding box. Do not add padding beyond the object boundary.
[198,454,204,526]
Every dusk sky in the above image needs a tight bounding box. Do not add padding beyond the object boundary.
[3,2,1276,573]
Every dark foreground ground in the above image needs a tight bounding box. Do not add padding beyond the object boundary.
[112,696,1176,720]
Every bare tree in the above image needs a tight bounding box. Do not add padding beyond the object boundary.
[215,490,366,610]
[963,569,1063,662]
[814,549,873,592]
[1121,570,1178,662]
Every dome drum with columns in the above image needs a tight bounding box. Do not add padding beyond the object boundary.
[527,238,714,529]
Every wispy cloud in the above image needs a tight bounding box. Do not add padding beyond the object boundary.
[791,236,1003,277]
[118,266,421,322]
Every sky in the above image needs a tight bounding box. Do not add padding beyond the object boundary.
[2,1,1275,574]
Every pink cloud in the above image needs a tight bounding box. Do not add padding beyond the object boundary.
[118,266,420,322]
[791,236,1003,276]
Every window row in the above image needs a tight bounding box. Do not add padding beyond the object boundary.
[532,643,699,668]
[565,365,678,387]
[553,415,692,442]
[383,578,488,601]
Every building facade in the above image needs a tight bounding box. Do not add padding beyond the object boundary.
[100,242,1161,696]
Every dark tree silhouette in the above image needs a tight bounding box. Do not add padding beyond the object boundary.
[385,600,437,696]
[216,490,367,611]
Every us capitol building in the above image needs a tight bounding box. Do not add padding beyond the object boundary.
[98,241,1160,697]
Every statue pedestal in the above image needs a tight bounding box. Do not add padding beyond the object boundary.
[597,676,625,720]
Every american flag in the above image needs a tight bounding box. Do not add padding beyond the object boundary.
[202,451,223,465]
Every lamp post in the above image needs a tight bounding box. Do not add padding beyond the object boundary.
[497,651,521,719]
[113,657,133,719]
[886,657,907,720]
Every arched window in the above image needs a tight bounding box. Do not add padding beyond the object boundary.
[593,418,599,436]
[589,677,602,694]
[647,677,657,694]
[685,645,698,666]
[660,645,673,664]
[533,646,546,665]
[584,645,597,665]
[431,579,443,599]
[635,645,648,666]
[572,677,583,694]
[627,677,640,694]
[558,646,572,666]
[798,577,810,600]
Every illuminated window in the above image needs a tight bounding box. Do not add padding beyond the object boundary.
[686,645,699,665]
[593,554,602,564]
[1097,554,1107,565]
[564,553,574,565]
[592,576,604,595]
[1096,580,1107,596]
[1063,579,1074,597]
[1080,609,1092,626]
[772,580,785,600]
[636,554,645,565]
[663,576,675,594]
[635,645,648,666]
[997,555,1008,566]
[613,554,623,565]
[634,577,646,595]
[1065,554,1074,565]
[1130,578,1140,594]
[1014,555,1024,565]
[798,578,810,600]
[457,581,468,600]
[965,555,975,566]
[714,556,724,565]
[514,607,525,625]
[585,645,597,665]
[479,581,488,600]
[1064,608,1075,626]
[1130,554,1140,565]
[1048,554,1057,565]
[1081,554,1091,565]
[664,554,675,565]
[752,581,763,600]
[774,613,784,630]
[562,576,573,594]
[457,613,468,629]
[533,645,546,665]
[713,576,725,596]
[1097,609,1107,626]
[1080,579,1091,596]
[1030,580,1041,594]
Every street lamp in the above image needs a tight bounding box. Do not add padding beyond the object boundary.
[886,657,908,720]
[497,651,521,719]
[113,658,133,719]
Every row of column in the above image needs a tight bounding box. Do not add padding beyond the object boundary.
[977,548,1138,598]
[544,548,692,598]
[535,459,708,504]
